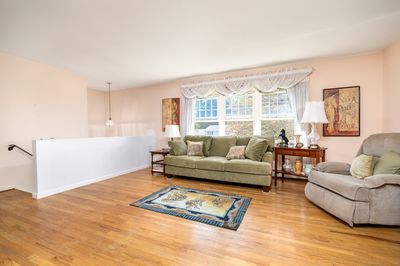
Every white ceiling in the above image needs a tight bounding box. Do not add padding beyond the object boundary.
[1,0,400,90]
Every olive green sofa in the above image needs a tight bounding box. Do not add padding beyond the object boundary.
[164,135,274,192]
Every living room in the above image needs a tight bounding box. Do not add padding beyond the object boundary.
[1,0,400,265]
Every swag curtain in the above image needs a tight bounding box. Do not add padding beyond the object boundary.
[180,67,313,139]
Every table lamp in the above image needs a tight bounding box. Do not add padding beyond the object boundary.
[164,125,181,141]
[300,101,328,149]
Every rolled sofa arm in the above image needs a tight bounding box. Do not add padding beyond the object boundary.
[262,152,273,164]
[364,174,400,189]
[313,162,351,176]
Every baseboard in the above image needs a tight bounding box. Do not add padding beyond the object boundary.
[0,185,15,192]
[33,164,149,199]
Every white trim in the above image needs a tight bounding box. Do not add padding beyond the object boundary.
[0,185,15,192]
[32,164,149,199]
[182,67,313,88]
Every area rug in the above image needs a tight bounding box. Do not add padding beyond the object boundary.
[131,185,251,230]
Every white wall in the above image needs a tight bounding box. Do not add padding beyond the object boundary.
[33,136,155,199]
[0,52,88,192]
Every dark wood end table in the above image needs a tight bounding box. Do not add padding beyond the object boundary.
[273,146,327,186]
[150,149,169,176]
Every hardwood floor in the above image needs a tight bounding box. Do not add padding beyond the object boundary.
[1,169,399,265]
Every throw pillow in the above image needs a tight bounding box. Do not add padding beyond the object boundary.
[245,137,269,161]
[226,146,246,160]
[373,151,400,175]
[350,154,374,179]
[168,141,187,156]
[184,136,212,156]
[187,141,204,156]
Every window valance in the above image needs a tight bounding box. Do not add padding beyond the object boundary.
[181,67,313,99]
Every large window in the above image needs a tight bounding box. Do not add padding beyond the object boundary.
[261,90,295,140]
[192,90,295,139]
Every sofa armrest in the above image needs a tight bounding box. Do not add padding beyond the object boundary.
[313,162,351,176]
[364,174,400,188]
[262,152,273,164]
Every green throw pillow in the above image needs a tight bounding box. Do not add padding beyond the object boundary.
[168,141,187,156]
[245,137,269,161]
[350,154,374,179]
[373,151,400,175]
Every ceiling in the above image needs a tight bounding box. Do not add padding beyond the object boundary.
[1,0,400,90]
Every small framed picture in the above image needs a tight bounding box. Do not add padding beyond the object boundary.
[323,86,360,137]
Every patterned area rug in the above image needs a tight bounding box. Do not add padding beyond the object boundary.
[131,186,251,230]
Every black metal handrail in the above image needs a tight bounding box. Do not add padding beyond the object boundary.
[8,144,32,157]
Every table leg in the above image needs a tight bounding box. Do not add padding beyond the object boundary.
[281,154,285,183]
[322,150,326,162]
[274,151,278,186]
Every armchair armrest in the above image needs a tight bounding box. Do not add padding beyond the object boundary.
[364,174,400,189]
[313,162,351,176]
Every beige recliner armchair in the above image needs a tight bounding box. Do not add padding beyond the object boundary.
[305,133,400,226]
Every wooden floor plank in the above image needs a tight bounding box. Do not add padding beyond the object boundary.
[1,169,399,265]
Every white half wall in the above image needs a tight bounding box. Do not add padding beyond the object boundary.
[33,136,155,199]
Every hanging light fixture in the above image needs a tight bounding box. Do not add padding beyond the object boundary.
[106,82,114,127]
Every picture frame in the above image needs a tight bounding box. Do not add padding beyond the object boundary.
[323,86,360,137]
[162,98,180,132]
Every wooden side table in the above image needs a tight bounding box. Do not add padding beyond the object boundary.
[273,146,327,186]
[150,149,169,176]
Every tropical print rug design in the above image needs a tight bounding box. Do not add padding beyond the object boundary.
[131,185,251,230]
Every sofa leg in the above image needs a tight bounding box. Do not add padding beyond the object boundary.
[262,186,270,192]
[165,174,173,179]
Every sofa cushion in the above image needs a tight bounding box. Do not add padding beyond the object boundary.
[308,170,369,201]
[253,135,274,152]
[184,135,212,156]
[373,151,400,175]
[236,136,252,146]
[196,156,227,171]
[164,155,203,169]
[168,141,187,156]
[245,137,269,161]
[209,136,237,157]
[225,159,271,175]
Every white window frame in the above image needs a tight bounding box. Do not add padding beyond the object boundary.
[192,90,294,136]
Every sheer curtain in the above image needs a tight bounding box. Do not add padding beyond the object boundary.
[287,78,310,146]
[180,67,312,137]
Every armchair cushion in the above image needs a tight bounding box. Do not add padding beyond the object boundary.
[350,154,374,179]
[308,170,369,201]
[313,162,351,175]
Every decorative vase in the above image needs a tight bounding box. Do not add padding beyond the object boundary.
[294,159,303,175]
[283,159,292,173]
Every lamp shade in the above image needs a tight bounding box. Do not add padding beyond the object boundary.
[301,101,328,124]
[164,125,181,138]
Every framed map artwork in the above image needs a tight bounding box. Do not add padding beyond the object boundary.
[323,86,360,137]
[162,98,180,132]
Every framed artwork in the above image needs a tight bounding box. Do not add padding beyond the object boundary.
[162,98,180,132]
[323,86,360,137]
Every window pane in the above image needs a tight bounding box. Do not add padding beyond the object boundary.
[194,97,218,120]
[262,90,292,118]
[225,95,253,119]
[261,119,294,140]
[194,122,219,136]
[225,121,253,136]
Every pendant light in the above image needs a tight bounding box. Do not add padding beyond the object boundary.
[106,82,114,127]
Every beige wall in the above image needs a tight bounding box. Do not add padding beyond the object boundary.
[0,53,88,192]
[382,40,400,132]
[88,52,389,162]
